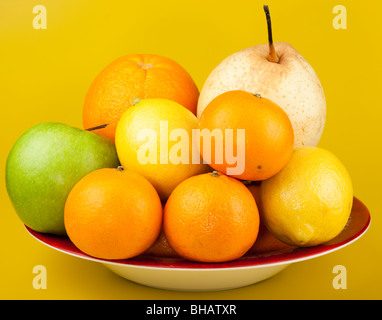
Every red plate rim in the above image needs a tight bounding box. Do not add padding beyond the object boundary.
[25,197,371,270]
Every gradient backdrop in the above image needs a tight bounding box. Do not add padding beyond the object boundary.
[0,0,381,299]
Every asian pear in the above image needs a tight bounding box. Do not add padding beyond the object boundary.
[197,5,326,147]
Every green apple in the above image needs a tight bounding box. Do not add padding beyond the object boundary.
[5,122,120,235]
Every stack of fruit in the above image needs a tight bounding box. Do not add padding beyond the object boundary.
[5,6,353,263]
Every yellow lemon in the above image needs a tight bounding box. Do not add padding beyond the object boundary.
[261,147,353,247]
[115,98,210,201]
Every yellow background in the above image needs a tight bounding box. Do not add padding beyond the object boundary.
[1,0,381,299]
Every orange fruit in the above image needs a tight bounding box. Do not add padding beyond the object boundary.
[83,54,200,142]
[144,202,180,259]
[198,90,294,181]
[245,183,294,255]
[64,167,162,260]
[164,171,260,262]
[144,227,180,259]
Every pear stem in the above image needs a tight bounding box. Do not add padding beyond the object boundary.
[85,124,109,131]
[263,5,279,63]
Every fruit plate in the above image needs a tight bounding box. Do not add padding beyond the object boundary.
[25,197,370,291]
